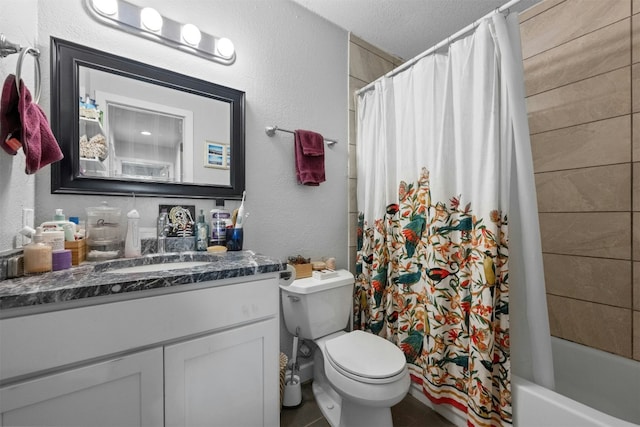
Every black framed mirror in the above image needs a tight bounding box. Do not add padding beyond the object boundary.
[50,37,245,199]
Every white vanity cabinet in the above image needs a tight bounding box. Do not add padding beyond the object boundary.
[165,318,278,427]
[0,275,280,427]
[0,348,164,427]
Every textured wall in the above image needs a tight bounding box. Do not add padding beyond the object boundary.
[521,0,639,361]
[0,0,349,267]
[0,0,37,251]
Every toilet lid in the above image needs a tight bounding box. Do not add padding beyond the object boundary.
[325,330,406,380]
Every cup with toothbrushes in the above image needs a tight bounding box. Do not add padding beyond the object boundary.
[226,191,247,251]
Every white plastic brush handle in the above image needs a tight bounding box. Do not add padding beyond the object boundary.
[291,335,299,366]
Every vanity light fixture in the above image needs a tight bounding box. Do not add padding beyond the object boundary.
[92,0,118,16]
[216,37,235,60]
[140,131,152,136]
[182,24,202,47]
[140,7,163,32]
[84,0,235,65]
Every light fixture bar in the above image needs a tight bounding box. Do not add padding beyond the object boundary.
[84,0,235,65]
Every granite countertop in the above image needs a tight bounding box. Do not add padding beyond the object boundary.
[0,251,286,313]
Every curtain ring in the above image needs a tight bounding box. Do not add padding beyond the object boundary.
[15,46,41,104]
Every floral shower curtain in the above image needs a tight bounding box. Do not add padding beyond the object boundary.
[355,13,552,427]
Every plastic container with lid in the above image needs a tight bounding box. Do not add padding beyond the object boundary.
[86,201,122,260]
[210,207,231,246]
[41,208,76,242]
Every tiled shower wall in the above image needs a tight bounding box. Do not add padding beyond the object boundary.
[348,0,639,362]
[347,35,403,273]
[522,0,639,362]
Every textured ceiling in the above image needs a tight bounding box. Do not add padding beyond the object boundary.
[290,0,541,61]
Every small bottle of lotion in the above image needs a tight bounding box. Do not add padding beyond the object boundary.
[23,227,52,275]
[124,208,141,258]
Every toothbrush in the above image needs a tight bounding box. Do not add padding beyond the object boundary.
[235,191,246,229]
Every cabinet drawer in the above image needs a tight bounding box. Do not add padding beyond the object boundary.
[0,347,163,427]
[0,276,278,382]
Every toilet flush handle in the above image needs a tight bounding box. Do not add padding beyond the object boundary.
[287,295,300,302]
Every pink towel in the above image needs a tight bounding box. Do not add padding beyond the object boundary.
[0,74,63,174]
[294,129,325,186]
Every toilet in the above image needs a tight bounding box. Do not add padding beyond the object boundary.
[280,269,410,427]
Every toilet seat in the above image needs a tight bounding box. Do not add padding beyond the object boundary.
[324,330,406,384]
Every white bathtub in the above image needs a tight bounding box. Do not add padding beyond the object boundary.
[410,337,640,426]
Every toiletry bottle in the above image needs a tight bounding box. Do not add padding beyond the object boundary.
[157,209,169,254]
[125,208,141,257]
[195,209,210,251]
[23,227,53,275]
[41,209,76,242]
[210,206,231,246]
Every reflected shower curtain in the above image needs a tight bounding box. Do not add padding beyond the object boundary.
[355,13,553,427]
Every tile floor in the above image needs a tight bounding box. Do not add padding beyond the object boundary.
[280,381,454,427]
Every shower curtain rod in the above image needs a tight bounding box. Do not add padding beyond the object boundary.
[356,0,524,96]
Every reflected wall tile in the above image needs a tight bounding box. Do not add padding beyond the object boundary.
[539,212,631,259]
[543,254,632,308]
[531,116,630,173]
[524,19,629,97]
[520,0,629,60]
[535,164,630,212]
[547,295,632,358]
[527,67,630,134]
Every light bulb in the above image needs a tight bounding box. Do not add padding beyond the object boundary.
[92,0,118,16]
[141,7,163,32]
[215,37,234,59]
[182,24,202,46]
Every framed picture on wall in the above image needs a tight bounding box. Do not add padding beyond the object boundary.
[204,141,228,169]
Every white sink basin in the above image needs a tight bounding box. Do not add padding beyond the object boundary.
[105,261,211,274]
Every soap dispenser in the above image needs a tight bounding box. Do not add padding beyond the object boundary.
[124,208,141,258]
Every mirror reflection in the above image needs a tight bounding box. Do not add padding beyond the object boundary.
[78,66,231,185]
[51,37,245,199]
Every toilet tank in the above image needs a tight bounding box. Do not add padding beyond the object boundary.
[280,270,354,340]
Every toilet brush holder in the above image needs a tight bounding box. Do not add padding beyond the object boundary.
[282,371,302,407]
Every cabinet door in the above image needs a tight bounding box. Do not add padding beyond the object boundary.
[0,348,163,427]
[165,318,279,427]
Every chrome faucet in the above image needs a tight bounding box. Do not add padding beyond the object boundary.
[157,210,170,253]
